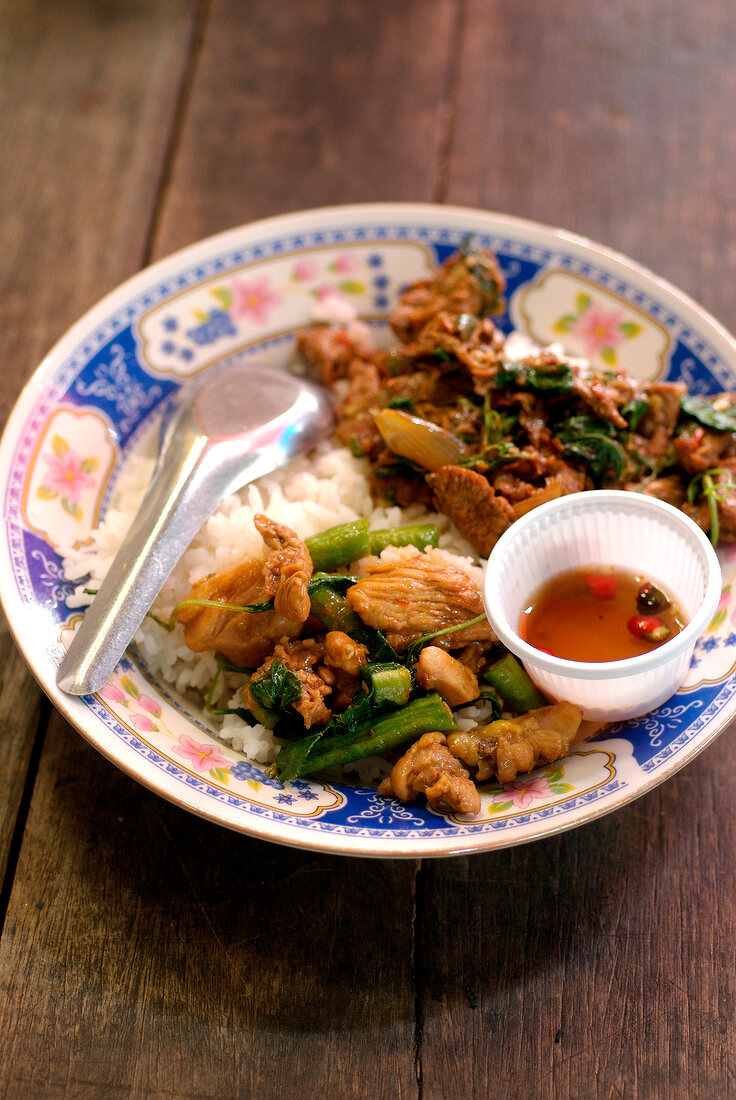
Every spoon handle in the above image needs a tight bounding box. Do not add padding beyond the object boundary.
[56,415,274,695]
[55,364,333,697]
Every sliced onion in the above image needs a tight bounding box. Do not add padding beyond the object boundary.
[374,408,465,471]
[512,481,564,517]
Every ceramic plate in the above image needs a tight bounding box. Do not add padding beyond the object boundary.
[2,202,736,858]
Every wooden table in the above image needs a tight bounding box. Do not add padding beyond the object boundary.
[1,3,734,1096]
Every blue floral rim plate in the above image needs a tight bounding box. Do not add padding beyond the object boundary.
[2,202,736,858]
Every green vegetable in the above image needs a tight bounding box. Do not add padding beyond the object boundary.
[270,730,324,782]
[405,612,487,663]
[305,519,439,571]
[621,397,650,430]
[361,663,412,708]
[494,360,574,394]
[458,235,505,314]
[686,467,736,546]
[368,524,439,556]
[482,653,547,713]
[309,584,364,634]
[681,394,736,433]
[248,658,302,714]
[148,594,277,632]
[320,683,375,737]
[308,585,399,663]
[555,415,627,485]
[203,655,266,726]
[387,396,417,413]
[478,685,504,720]
[482,394,516,448]
[271,693,456,782]
[306,518,370,572]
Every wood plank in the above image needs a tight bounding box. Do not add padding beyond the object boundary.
[443,0,736,334]
[419,757,736,1098]
[0,1,465,1094]
[0,0,197,889]
[0,616,45,887]
[0,714,418,1099]
[0,0,199,428]
[418,0,736,1096]
[153,0,460,253]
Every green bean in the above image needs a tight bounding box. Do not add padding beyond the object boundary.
[309,584,366,636]
[273,693,455,781]
[482,653,547,713]
[367,524,439,556]
[305,518,370,572]
[309,586,398,662]
[305,518,440,571]
[361,662,412,708]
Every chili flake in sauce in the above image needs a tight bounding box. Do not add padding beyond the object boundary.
[519,567,686,662]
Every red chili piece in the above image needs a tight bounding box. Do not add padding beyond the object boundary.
[585,573,619,599]
[627,615,670,643]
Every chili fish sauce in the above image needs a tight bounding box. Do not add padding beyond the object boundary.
[519,567,685,663]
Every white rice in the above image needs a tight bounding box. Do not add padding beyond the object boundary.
[61,436,492,766]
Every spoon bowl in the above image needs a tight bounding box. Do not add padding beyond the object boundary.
[56,363,334,696]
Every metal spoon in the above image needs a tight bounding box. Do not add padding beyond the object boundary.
[56,363,334,696]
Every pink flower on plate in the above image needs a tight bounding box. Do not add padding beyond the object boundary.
[130,713,156,732]
[100,682,126,704]
[314,282,339,301]
[716,584,731,611]
[571,303,626,358]
[138,693,162,718]
[333,252,359,274]
[491,776,552,809]
[292,258,318,281]
[174,733,230,773]
[231,276,282,324]
[42,450,96,504]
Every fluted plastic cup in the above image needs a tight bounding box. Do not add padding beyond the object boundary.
[483,490,722,722]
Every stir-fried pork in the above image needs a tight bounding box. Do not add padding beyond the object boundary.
[389,248,505,342]
[175,517,312,666]
[245,639,331,729]
[432,465,514,556]
[174,559,303,667]
[296,241,736,553]
[414,646,480,706]
[296,325,373,386]
[345,549,494,652]
[323,630,369,677]
[637,381,687,458]
[446,701,582,784]
[378,731,481,815]
[255,514,313,623]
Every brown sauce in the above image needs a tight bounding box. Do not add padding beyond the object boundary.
[519,567,686,663]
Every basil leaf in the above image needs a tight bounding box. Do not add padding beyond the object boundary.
[494,360,574,394]
[249,659,302,713]
[681,394,736,433]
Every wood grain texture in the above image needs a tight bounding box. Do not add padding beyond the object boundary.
[0,616,45,888]
[445,0,736,332]
[0,0,197,919]
[0,0,198,429]
[418,754,736,1098]
[0,3,428,1096]
[1,0,736,1096]
[153,0,460,254]
[0,715,417,1099]
[417,1,736,1096]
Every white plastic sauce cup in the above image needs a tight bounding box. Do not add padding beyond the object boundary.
[482,490,722,722]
